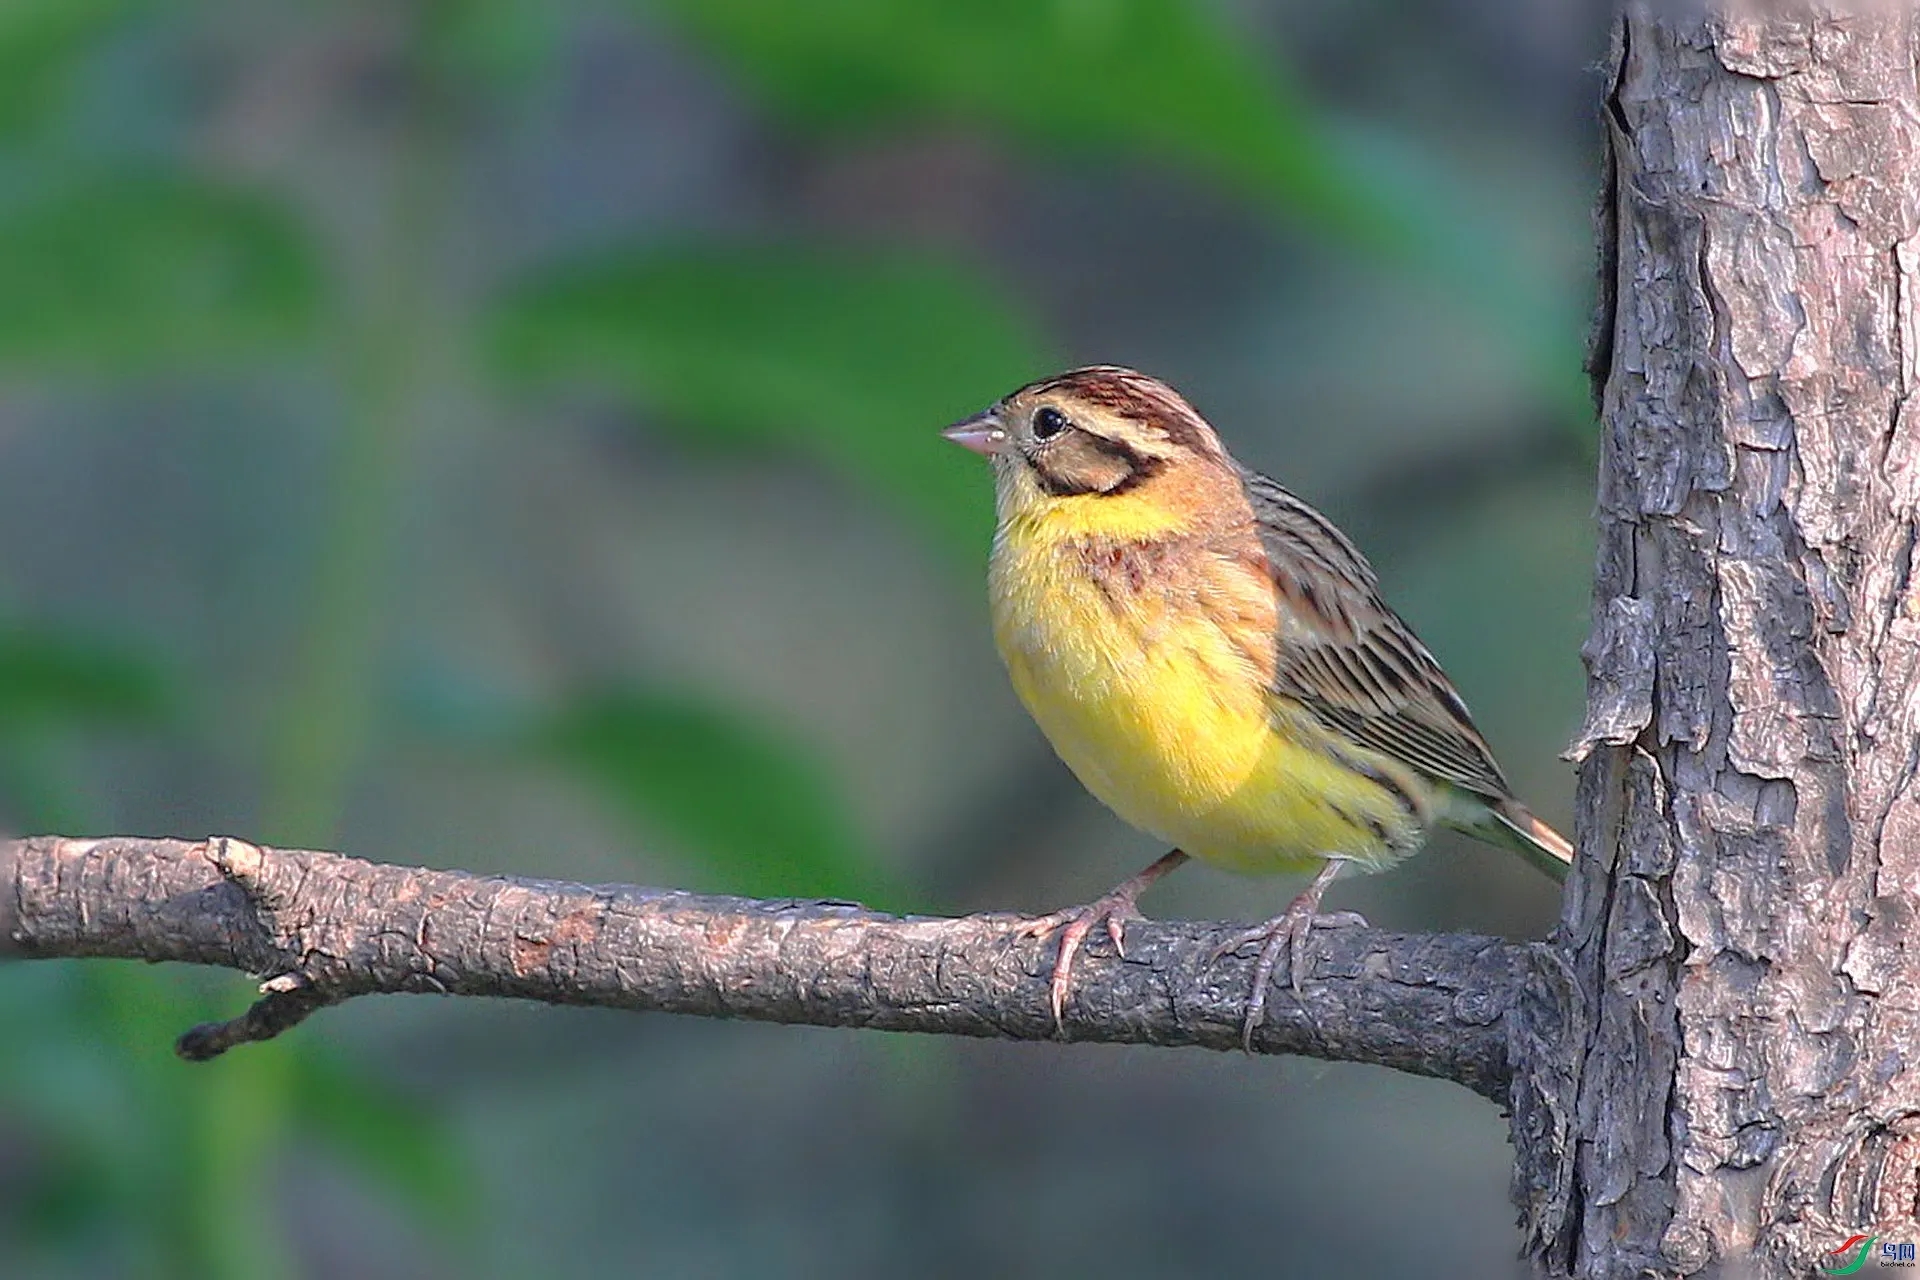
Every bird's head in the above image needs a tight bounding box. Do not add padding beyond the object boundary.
[943,365,1238,536]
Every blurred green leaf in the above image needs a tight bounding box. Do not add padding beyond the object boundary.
[643,0,1381,240]
[0,627,172,733]
[93,966,295,1280]
[291,1053,473,1229]
[490,244,1039,550]
[0,0,133,137]
[0,174,320,371]
[0,964,292,1277]
[534,688,887,902]
[0,739,84,832]
[421,0,565,90]
[641,0,1588,422]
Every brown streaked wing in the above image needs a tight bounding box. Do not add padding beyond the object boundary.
[1239,468,1517,802]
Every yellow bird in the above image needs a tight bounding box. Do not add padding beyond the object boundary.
[944,365,1571,1047]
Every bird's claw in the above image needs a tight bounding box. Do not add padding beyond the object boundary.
[1209,905,1368,1053]
[1017,891,1145,1036]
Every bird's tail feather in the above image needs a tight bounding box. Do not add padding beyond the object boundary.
[1479,801,1574,884]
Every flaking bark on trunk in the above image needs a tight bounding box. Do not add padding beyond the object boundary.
[1534,4,1920,1274]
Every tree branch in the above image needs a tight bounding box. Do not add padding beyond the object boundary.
[0,835,1534,1099]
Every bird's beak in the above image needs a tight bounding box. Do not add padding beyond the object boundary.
[941,410,1007,457]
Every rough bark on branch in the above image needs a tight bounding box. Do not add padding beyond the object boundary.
[0,835,1533,1099]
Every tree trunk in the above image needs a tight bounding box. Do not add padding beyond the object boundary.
[1541,3,1920,1273]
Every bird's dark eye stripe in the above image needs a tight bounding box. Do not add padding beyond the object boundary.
[1032,406,1069,440]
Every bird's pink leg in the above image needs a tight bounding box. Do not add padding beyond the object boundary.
[1017,849,1190,1034]
[1209,859,1366,1051]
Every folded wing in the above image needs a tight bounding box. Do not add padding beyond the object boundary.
[1239,469,1516,805]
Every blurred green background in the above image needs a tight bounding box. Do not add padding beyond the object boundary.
[0,1,1602,1276]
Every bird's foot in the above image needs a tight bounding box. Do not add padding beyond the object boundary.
[1017,849,1189,1036]
[1207,861,1363,1051]
[1017,888,1146,1036]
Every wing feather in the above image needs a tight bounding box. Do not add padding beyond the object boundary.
[1240,469,1516,802]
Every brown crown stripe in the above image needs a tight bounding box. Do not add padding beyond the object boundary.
[1020,366,1224,460]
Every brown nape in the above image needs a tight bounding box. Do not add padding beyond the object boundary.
[1020,366,1225,463]
[1031,430,1153,496]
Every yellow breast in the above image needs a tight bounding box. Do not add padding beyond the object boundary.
[989,500,1424,875]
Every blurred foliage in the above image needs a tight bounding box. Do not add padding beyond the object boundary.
[420,0,566,90]
[0,626,173,733]
[535,688,891,902]
[0,0,134,138]
[0,626,169,833]
[646,0,1366,233]
[0,176,320,373]
[290,1052,475,1230]
[0,959,475,1279]
[489,245,1037,550]
[644,0,1587,415]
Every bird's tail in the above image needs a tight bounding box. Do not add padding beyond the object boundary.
[1480,800,1575,884]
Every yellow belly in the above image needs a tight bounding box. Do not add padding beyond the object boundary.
[990,533,1424,875]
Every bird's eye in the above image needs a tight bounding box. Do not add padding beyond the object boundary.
[1032,406,1069,441]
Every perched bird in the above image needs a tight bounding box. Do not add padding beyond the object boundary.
[944,366,1571,1048]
